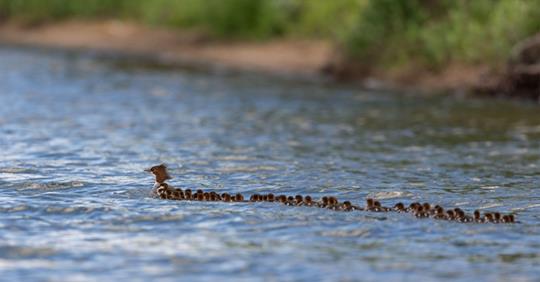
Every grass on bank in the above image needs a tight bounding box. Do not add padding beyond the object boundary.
[0,0,539,71]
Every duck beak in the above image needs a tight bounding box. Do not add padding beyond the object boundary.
[144,167,152,172]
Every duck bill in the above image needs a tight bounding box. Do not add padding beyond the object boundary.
[144,167,152,172]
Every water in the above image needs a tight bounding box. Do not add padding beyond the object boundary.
[1,47,539,282]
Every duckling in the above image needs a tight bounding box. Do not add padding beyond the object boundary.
[473,210,484,223]
[267,193,275,202]
[156,185,167,199]
[494,212,502,223]
[304,195,313,206]
[234,193,244,202]
[433,206,446,219]
[319,196,329,208]
[327,197,339,210]
[222,193,232,202]
[203,192,211,201]
[196,192,204,201]
[172,189,181,200]
[422,203,431,213]
[250,194,259,202]
[454,209,468,222]
[408,202,421,213]
[261,194,268,202]
[432,205,443,216]
[484,213,494,223]
[393,202,406,212]
[341,201,354,211]
[414,205,429,218]
[295,195,304,206]
[184,189,192,200]
[506,214,515,223]
[366,198,374,211]
[278,195,287,204]
[176,189,185,200]
[210,191,220,201]
[286,196,295,206]
[446,210,456,220]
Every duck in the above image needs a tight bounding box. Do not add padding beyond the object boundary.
[408,202,421,213]
[295,195,304,206]
[433,206,446,220]
[234,193,245,202]
[484,213,494,223]
[145,164,172,190]
[366,198,374,211]
[303,195,313,206]
[146,164,518,224]
[393,202,406,212]
[222,193,232,202]
[493,212,502,223]
[473,210,484,223]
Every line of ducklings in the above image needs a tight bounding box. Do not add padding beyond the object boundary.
[155,183,515,224]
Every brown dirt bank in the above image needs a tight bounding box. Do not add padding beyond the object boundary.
[0,20,512,96]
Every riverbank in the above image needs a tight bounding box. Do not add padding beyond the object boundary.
[0,20,511,94]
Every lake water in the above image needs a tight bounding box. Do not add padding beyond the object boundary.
[1,47,539,281]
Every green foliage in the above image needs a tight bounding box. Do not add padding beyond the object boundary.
[343,0,540,69]
[1,0,540,69]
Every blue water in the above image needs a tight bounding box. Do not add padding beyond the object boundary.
[1,47,540,281]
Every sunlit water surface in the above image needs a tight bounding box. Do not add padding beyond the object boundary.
[1,47,540,281]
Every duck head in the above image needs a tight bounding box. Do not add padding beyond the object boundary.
[145,164,172,185]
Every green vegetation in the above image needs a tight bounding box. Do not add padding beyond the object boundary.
[1,0,539,71]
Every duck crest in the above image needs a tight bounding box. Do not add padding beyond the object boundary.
[145,163,171,188]
[145,164,517,224]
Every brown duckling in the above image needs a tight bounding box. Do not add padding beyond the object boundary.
[473,210,484,223]
[176,189,185,200]
[454,208,469,222]
[373,200,388,212]
[203,192,210,201]
[341,201,354,211]
[295,195,304,206]
[196,192,204,201]
[506,214,515,223]
[393,202,406,212]
[250,194,259,202]
[267,193,275,202]
[222,193,232,202]
[422,203,431,213]
[278,195,287,204]
[304,195,313,206]
[184,189,192,200]
[431,205,443,216]
[327,197,340,210]
[446,210,456,220]
[484,213,494,223]
[261,194,268,201]
[234,193,244,202]
[433,206,446,219]
[171,189,181,200]
[494,212,502,223]
[286,196,295,206]
[408,202,421,213]
[414,205,429,218]
[366,198,374,210]
[319,196,329,208]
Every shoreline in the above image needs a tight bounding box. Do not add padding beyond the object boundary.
[0,20,492,94]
